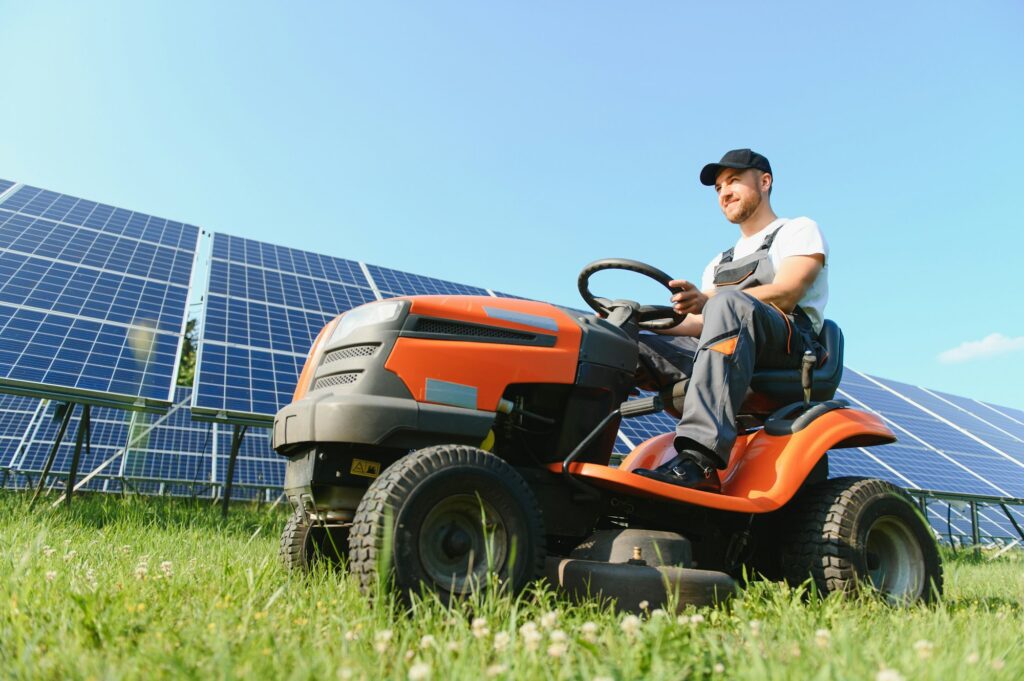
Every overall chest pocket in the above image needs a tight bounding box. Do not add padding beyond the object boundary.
[713,260,760,287]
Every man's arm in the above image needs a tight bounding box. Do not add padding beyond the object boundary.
[655,254,823,335]
[741,254,824,312]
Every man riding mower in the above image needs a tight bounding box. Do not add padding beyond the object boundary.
[272,261,942,608]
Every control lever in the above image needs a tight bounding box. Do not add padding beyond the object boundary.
[801,351,816,407]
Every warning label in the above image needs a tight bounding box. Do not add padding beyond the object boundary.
[350,458,381,479]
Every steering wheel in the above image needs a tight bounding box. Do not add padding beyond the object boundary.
[577,258,686,330]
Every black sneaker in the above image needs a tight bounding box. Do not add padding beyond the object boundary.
[633,454,721,493]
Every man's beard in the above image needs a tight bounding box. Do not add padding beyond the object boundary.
[726,192,761,224]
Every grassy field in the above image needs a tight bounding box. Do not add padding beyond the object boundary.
[1,492,1021,680]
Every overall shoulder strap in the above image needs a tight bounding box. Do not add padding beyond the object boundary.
[719,247,735,264]
[758,221,788,251]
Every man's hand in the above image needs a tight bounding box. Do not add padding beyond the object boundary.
[669,279,710,315]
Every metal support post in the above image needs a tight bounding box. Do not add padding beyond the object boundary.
[30,403,76,507]
[970,500,981,552]
[65,404,92,507]
[221,424,248,518]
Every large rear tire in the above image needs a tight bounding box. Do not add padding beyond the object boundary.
[279,508,349,572]
[349,445,545,604]
[781,477,943,603]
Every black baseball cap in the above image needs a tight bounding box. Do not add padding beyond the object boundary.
[700,148,772,186]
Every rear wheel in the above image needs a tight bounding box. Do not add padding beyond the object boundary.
[781,477,943,603]
[279,508,350,572]
[348,445,545,604]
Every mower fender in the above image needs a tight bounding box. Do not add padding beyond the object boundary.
[562,407,896,513]
[273,392,495,450]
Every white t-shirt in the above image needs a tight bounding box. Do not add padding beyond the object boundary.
[700,217,829,334]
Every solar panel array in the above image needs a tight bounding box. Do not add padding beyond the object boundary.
[0,184,199,407]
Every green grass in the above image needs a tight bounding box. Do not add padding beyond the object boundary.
[1,492,1022,680]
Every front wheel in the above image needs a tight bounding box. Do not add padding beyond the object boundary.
[279,508,350,572]
[781,477,943,603]
[348,445,546,604]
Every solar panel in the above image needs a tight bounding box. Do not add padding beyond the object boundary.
[0,179,15,197]
[0,185,200,408]
[213,424,281,490]
[366,263,490,298]
[192,233,379,422]
[0,392,43,469]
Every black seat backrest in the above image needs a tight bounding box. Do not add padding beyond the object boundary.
[745,319,844,407]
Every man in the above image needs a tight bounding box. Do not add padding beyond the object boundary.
[633,149,828,492]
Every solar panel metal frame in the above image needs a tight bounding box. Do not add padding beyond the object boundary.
[0,182,202,412]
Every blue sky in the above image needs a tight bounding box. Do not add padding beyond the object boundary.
[1,1,1022,407]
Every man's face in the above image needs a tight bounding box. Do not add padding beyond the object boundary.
[714,168,769,224]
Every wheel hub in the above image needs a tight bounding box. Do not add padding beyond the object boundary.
[864,515,926,602]
[418,494,509,594]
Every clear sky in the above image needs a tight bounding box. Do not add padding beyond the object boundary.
[2,1,1022,408]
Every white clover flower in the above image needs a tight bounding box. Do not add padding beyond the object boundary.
[913,639,933,660]
[814,628,831,648]
[966,652,980,665]
[419,634,435,649]
[540,610,558,629]
[620,614,641,638]
[748,620,762,636]
[547,642,568,658]
[63,551,77,562]
[471,617,490,639]
[408,661,430,680]
[493,631,511,652]
[651,608,667,619]
[374,629,393,653]
[638,600,649,611]
[485,664,507,678]
[43,545,56,557]
[404,650,415,661]
[134,564,148,580]
[713,663,725,674]
[690,613,705,626]
[338,668,353,680]
[876,669,904,681]
[344,630,359,642]
[580,621,599,643]
[446,640,462,653]
[992,659,1005,671]
[549,629,567,643]
[520,623,543,652]
[160,561,173,578]
[45,570,57,582]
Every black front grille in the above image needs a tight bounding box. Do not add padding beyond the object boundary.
[414,318,534,341]
[322,344,379,364]
[313,372,361,390]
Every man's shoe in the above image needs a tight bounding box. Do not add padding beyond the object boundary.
[633,454,721,493]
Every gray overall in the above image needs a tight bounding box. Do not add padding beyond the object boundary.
[637,224,822,468]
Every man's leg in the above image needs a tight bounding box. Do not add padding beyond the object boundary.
[678,289,806,467]
[634,290,807,490]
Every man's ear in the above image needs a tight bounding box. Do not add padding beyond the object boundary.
[761,172,773,194]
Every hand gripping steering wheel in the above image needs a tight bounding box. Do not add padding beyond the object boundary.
[577,258,687,330]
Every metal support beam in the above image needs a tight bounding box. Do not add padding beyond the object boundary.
[999,503,1024,542]
[29,403,75,507]
[221,424,248,518]
[970,500,981,551]
[65,404,92,507]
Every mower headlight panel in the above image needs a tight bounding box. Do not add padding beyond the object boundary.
[330,300,405,345]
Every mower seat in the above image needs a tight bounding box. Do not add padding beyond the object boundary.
[741,319,844,414]
[651,320,844,419]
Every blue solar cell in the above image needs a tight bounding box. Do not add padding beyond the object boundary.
[367,263,490,297]
[214,426,282,489]
[0,392,41,468]
[0,186,199,406]
[0,179,15,198]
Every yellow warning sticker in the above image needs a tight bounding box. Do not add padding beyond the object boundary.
[350,458,381,479]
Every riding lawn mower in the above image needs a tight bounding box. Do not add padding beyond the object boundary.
[272,259,943,609]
